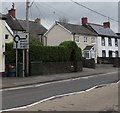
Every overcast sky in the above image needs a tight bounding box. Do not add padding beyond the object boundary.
[0,1,119,33]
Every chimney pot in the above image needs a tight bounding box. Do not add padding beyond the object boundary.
[35,18,41,24]
[103,22,110,28]
[8,3,16,18]
[82,17,88,25]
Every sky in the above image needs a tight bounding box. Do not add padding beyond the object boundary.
[0,0,119,33]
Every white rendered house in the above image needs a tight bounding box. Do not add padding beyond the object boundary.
[0,14,6,76]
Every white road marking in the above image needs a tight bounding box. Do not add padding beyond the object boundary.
[1,71,118,92]
[1,81,119,112]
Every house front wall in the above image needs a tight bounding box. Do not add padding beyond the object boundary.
[75,35,98,58]
[4,22,13,43]
[0,19,6,75]
[97,36,119,57]
[46,24,72,46]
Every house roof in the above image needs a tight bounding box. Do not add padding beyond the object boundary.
[0,13,6,20]
[116,33,120,38]
[19,20,47,35]
[83,46,94,51]
[87,23,119,38]
[5,14,25,31]
[57,22,97,36]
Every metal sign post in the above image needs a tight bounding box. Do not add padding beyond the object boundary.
[16,49,18,77]
[13,32,29,77]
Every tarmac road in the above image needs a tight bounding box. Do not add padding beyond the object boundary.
[2,72,119,111]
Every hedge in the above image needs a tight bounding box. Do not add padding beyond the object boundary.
[5,41,82,64]
[59,41,82,61]
[5,43,23,64]
[30,46,70,62]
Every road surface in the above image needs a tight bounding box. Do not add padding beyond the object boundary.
[2,72,119,110]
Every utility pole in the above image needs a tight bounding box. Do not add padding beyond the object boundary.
[26,0,30,76]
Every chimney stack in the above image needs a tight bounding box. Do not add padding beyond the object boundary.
[8,3,16,18]
[82,17,88,25]
[103,22,110,28]
[35,18,41,24]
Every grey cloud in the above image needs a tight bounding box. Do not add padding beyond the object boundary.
[1,2,118,32]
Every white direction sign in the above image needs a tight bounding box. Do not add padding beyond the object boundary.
[13,32,29,49]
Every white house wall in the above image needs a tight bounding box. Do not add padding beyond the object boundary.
[46,24,72,46]
[5,22,13,43]
[97,36,119,57]
[0,19,5,74]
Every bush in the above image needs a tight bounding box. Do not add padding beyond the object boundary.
[5,43,15,64]
[59,41,82,61]
[30,45,70,62]
[5,41,82,63]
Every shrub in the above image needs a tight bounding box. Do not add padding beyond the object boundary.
[5,43,15,64]
[5,41,82,63]
[30,45,70,62]
[59,41,82,61]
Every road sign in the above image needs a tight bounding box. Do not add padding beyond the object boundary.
[13,32,29,49]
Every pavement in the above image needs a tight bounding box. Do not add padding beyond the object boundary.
[17,83,119,111]
[1,64,119,89]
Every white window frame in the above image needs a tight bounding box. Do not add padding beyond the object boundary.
[115,38,118,47]
[102,50,106,57]
[91,37,95,44]
[108,38,112,46]
[101,37,105,46]
[84,37,88,44]
[74,36,80,43]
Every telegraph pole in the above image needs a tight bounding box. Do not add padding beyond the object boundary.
[26,0,30,76]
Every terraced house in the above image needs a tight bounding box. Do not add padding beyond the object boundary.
[44,17,120,63]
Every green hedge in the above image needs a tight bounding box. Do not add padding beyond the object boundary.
[59,41,82,61]
[5,43,15,64]
[30,46,70,62]
[5,41,82,64]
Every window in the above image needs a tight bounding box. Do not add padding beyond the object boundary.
[102,50,106,57]
[5,34,9,39]
[91,37,95,44]
[84,51,89,58]
[108,38,112,46]
[115,51,119,57]
[74,36,80,43]
[109,51,113,57]
[84,37,88,44]
[101,37,105,46]
[115,38,118,46]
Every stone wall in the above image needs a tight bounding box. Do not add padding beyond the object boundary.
[30,61,83,76]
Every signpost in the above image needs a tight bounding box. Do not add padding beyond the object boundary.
[13,32,29,77]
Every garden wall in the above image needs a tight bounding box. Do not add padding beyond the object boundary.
[30,61,83,76]
[82,58,95,68]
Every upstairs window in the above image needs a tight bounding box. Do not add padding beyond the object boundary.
[5,34,9,40]
[84,37,88,44]
[108,38,112,46]
[91,37,95,44]
[74,36,80,43]
[101,37,105,46]
[115,38,118,46]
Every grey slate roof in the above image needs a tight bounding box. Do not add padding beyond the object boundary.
[84,46,93,51]
[116,33,120,38]
[5,14,25,31]
[57,22,97,36]
[87,23,118,38]
[19,20,47,35]
[0,13,6,20]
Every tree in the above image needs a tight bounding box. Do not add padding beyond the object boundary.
[29,34,42,46]
[58,17,69,23]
